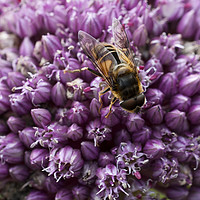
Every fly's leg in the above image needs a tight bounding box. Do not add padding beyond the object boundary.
[98,87,110,114]
[105,97,117,118]
[64,67,102,77]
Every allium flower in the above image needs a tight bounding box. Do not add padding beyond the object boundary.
[0,1,200,199]
[96,164,129,199]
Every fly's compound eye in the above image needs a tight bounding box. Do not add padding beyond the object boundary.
[120,94,145,111]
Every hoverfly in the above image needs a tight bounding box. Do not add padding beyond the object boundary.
[65,18,145,118]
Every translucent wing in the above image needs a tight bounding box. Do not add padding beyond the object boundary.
[112,18,138,66]
[78,30,118,87]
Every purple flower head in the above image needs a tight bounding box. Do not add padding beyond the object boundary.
[0,133,25,164]
[51,82,67,107]
[86,119,112,146]
[67,101,89,125]
[19,37,34,57]
[126,113,145,132]
[165,109,189,133]
[19,127,37,148]
[179,74,200,96]
[170,94,191,112]
[7,71,25,90]
[31,108,51,128]
[31,122,68,148]
[116,142,148,178]
[9,164,30,182]
[67,123,83,141]
[72,185,90,200]
[79,161,98,185]
[55,188,73,200]
[22,75,52,105]
[41,34,62,61]
[98,152,115,167]
[66,78,89,101]
[152,157,178,183]
[45,146,84,182]
[143,139,165,159]
[81,141,100,161]
[96,164,129,199]
[7,116,25,137]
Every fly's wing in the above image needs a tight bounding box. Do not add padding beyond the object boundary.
[78,30,117,87]
[112,18,140,68]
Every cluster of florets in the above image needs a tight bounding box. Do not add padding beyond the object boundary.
[0,0,200,199]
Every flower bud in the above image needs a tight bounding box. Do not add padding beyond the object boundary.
[132,126,152,144]
[98,152,115,167]
[68,101,89,125]
[55,188,73,200]
[133,24,148,46]
[159,72,177,97]
[9,93,32,115]
[179,74,200,96]
[114,129,131,146]
[145,88,165,105]
[145,104,164,125]
[0,133,25,164]
[19,37,34,57]
[145,56,163,72]
[72,185,89,200]
[67,123,83,141]
[126,113,145,132]
[31,108,51,128]
[187,105,200,125]
[26,190,50,200]
[19,127,36,148]
[165,109,189,133]
[101,106,120,127]
[0,162,9,180]
[187,187,200,200]
[30,148,49,169]
[81,141,100,160]
[79,161,98,185]
[81,12,103,38]
[9,164,30,181]
[0,82,11,114]
[89,98,101,118]
[167,186,189,200]
[7,71,25,90]
[177,10,196,38]
[41,34,62,61]
[143,139,165,159]
[51,82,66,107]
[170,94,191,112]
[7,116,26,133]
